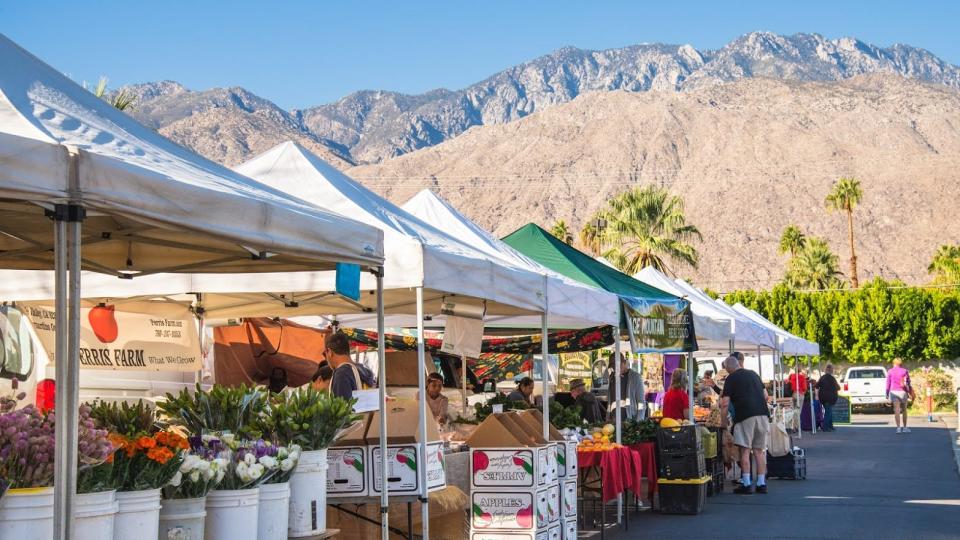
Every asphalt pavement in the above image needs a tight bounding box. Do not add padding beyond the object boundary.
[598,413,960,540]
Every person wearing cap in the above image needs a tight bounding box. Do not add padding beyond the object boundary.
[569,378,604,424]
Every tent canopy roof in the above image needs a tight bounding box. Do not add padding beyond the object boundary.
[501,224,687,315]
[0,35,384,274]
[401,190,619,327]
[731,303,820,356]
[633,266,733,347]
[669,278,777,349]
[233,142,548,315]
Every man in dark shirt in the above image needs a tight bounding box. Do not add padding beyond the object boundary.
[816,364,841,431]
[325,331,359,400]
[720,352,770,495]
[569,378,604,424]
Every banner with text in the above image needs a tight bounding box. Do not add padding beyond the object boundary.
[24,301,200,371]
[622,299,698,353]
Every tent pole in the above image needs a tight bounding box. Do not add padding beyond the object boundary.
[757,344,762,385]
[375,268,389,540]
[415,287,429,539]
[808,355,816,435]
[687,351,695,423]
[795,356,802,440]
[52,212,76,540]
[541,313,549,439]
[613,313,622,524]
[195,293,205,385]
[461,354,468,416]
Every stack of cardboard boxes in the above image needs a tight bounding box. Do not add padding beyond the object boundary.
[466,410,578,540]
[327,399,447,500]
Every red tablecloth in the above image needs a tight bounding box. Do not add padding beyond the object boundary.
[577,446,642,503]
[627,441,658,499]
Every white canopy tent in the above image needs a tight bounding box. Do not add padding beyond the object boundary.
[731,303,820,356]
[0,34,387,539]
[633,267,733,349]
[401,189,620,328]
[672,279,778,350]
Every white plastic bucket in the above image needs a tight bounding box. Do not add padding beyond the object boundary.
[75,490,118,540]
[204,488,259,540]
[158,497,206,540]
[0,487,54,540]
[115,488,162,540]
[288,448,328,537]
[257,482,290,540]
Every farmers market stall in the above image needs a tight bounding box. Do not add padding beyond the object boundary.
[0,34,387,540]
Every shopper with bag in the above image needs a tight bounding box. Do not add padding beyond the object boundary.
[720,352,771,495]
[816,364,841,431]
[885,358,914,434]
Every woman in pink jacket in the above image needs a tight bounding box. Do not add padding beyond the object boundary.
[886,358,912,434]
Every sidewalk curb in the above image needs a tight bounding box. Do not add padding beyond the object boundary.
[940,416,960,478]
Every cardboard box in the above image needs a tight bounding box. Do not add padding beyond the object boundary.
[366,399,446,496]
[561,479,576,518]
[523,409,577,478]
[547,483,560,523]
[509,411,560,484]
[327,415,371,498]
[467,413,550,489]
[548,524,561,540]
[470,488,550,532]
[561,517,577,540]
[471,531,554,540]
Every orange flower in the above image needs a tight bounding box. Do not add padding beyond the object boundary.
[147,446,175,465]
[157,431,189,450]
[105,452,115,464]
[136,436,157,449]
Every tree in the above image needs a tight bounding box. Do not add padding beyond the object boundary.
[825,177,863,288]
[597,185,702,275]
[549,219,573,244]
[778,225,807,257]
[579,220,603,256]
[784,237,844,290]
[93,77,136,111]
[928,244,960,284]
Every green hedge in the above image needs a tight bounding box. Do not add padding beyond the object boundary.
[723,279,960,363]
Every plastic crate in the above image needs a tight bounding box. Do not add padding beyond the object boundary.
[767,452,807,480]
[658,450,705,480]
[657,425,703,454]
[657,475,709,514]
[702,431,717,459]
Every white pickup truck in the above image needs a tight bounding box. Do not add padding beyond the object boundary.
[842,366,891,411]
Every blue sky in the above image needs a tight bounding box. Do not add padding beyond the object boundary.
[3,1,958,109]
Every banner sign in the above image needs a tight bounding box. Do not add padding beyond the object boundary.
[25,301,201,371]
[622,300,697,353]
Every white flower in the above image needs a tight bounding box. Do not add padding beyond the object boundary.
[280,457,295,472]
[259,456,278,470]
[249,463,265,479]
[169,471,183,487]
[215,469,225,483]
[189,470,200,483]
[277,447,288,460]
[244,453,256,466]
[220,433,236,447]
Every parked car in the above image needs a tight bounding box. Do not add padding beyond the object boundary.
[842,366,891,411]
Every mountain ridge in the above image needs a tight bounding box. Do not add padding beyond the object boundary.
[120,31,960,164]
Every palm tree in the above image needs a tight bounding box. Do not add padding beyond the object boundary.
[93,77,136,111]
[550,219,573,244]
[779,225,806,257]
[579,220,603,256]
[784,237,845,290]
[928,244,960,284]
[598,185,702,275]
[825,177,863,288]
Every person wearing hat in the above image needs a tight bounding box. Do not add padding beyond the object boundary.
[569,378,604,424]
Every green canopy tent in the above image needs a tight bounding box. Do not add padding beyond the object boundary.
[503,224,697,446]
[502,224,696,353]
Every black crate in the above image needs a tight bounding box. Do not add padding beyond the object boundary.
[658,450,705,480]
[657,425,703,454]
[767,452,806,480]
[712,471,724,494]
[658,476,709,515]
[705,456,723,476]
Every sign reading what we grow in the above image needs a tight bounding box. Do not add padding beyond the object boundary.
[24,301,200,371]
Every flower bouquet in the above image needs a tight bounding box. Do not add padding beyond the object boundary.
[162,437,228,499]
[264,386,358,451]
[87,400,186,492]
[158,384,268,440]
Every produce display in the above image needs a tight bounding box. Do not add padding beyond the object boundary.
[577,424,622,452]
[473,393,530,422]
[621,418,659,444]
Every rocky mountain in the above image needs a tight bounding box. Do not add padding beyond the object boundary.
[118,82,352,166]
[349,74,960,290]
[122,32,960,165]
